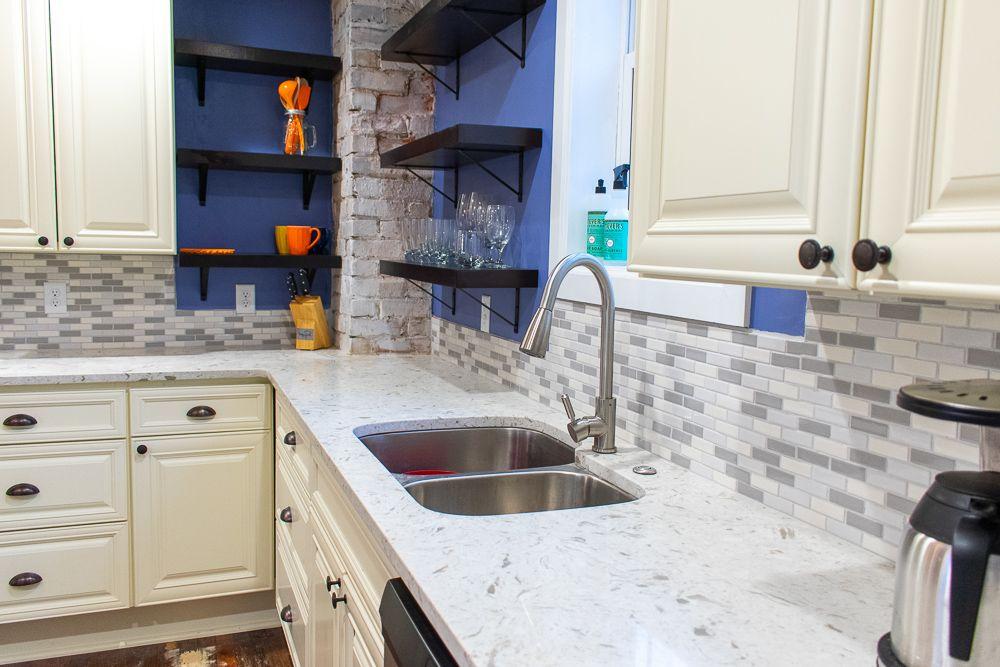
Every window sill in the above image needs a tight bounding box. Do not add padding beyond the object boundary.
[556,264,750,327]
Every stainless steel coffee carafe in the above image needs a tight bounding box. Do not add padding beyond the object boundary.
[878,380,1000,666]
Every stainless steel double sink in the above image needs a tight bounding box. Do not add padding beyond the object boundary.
[359,426,636,516]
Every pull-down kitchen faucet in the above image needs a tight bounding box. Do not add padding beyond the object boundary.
[519,253,617,454]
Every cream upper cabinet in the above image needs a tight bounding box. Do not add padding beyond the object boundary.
[628,0,873,290]
[49,0,175,254]
[857,0,1000,299]
[0,0,56,251]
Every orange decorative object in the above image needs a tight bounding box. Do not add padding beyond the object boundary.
[179,248,236,255]
[279,77,313,155]
[285,226,320,255]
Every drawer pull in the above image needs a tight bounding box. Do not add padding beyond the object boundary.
[136,444,148,455]
[279,507,293,523]
[186,405,217,419]
[331,593,347,609]
[283,431,297,447]
[326,576,341,591]
[279,604,294,623]
[3,414,37,428]
[9,572,42,587]
[6,483,39,497]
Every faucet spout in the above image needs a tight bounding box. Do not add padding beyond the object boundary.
[519,254,618,454]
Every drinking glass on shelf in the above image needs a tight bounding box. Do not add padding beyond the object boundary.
[484,204,516,267]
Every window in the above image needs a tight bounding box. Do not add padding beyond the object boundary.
[549,0,749,326]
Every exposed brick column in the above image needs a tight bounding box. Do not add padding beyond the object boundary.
[331,0,434,353]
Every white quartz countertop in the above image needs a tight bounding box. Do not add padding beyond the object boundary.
[0,350,895,666]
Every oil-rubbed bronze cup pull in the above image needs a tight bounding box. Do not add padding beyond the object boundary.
[9,572,42,587]
[6,483,39,497]
[186,405,216,419]
[3,414,37,428]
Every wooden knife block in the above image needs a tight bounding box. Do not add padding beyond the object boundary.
[289,295,332,350]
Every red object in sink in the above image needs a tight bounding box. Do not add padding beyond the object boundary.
[403,469,456,476]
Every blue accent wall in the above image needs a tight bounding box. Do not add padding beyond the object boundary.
[430,2,557,341]
[749,287,807,336]
[173,0,333,309]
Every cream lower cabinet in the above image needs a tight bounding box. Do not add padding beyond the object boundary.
[274,398,391,667]
[131,430,273,606]
[857,0,1000,300]
[628,0,873,290]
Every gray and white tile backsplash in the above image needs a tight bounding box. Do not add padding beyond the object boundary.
[0,253,295,354]
[432,291,1000,559]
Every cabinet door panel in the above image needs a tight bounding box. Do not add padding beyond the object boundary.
[859,0,1000,298]
[132,431,272,606]
[49,0,174,253]
[629,0,871,289]
[0,0,55,251]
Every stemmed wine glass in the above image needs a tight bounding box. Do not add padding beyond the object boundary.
[483,205,516,267]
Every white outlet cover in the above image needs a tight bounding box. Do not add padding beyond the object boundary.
[43,282,67,315]
[235,284,255,314]
[480,295,491,332]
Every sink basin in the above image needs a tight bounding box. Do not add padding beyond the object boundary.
[403,468,636,516]
[359,426,575,475]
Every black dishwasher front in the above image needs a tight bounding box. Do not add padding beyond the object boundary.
[379,579,458,667]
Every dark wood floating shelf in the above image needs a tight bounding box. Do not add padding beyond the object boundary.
[380,259,537,332]
[382,0,546,99]
[380,124,542,204]
[176,149,341,210]
[175,39,342,106]
[180,253,342,301]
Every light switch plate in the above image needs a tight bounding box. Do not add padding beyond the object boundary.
[44,282,67,314]
[480,295,491,332]
[235,284,255,313]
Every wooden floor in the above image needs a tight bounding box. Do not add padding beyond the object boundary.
[8,628,292,667]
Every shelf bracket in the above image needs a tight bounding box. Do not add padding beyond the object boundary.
[457,8,528,68]
[456,148,524,202]
[403,52,460,100]
[403,279,456,316]
[196,56,207,106]
[403,167,458,206]
[197,165,208,206]
[198,267,210,301]
[302,171,317,210]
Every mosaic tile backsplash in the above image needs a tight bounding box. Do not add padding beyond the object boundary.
[0,253,295,354]
[432,291,1000,560]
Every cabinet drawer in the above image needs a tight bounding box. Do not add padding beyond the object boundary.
[276,459,312,606]
[0,522,130,624]
[275,399,314,489]
[0,389,126,445]
[276,532,309,667]
[313,466,392,652]
[130,384,272,436]
[0,439,128,531]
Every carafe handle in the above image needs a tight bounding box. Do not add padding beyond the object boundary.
[950,515,998,660]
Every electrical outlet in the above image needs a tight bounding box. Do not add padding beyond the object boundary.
[235,284,255,314]
[480,295,491,333]
[43,282,67,315]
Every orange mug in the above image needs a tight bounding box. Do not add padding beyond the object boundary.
[286,226,320,255]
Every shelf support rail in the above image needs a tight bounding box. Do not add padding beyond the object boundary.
[403,52,460,100]
[456,148,525,202]
[403,167,458,206]
[403,279,523,332]
[456,7,528,68]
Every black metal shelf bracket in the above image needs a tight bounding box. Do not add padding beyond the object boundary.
[403,167,458,206]
[403,52,460,100]
[404,279,523,332]
[457,8,528,68]
[194,165,321,209]
[196,56,207,106]
[456,148,525,202]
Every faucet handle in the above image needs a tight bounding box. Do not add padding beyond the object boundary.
[560,394,577,421]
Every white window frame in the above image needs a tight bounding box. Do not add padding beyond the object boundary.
[548,0,750,326]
